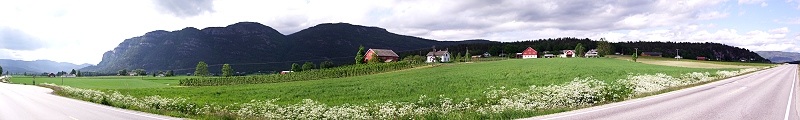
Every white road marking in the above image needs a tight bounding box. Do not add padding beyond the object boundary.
[728,87,746,95]
[785,66,798,120]
[69,116,78,120]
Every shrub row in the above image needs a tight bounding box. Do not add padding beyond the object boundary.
[180,62,417,86]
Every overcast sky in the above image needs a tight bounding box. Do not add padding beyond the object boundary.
[1,0,799,65]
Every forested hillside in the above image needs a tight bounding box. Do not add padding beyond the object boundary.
[398,37,769,63]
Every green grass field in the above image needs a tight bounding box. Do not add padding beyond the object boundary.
[7,76,192,89]
[107,58,734,106]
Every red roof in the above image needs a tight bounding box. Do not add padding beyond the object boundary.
[522,47,538,55]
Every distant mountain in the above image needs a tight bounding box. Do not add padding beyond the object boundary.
[0,59,92,74]
[755,51,800,63]
[81,22,494,74]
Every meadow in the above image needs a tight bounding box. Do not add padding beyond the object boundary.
[112,58,734,106]
[17,57,773,119]
[7,76,190,89]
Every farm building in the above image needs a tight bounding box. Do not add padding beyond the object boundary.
[697,56,707,60]
[543,54,555,58]
[522,47,538,59]
[641,52,663,57]
[560,50,575,58]
[585,49,599,58]
[426,50,451,63]
[364,49,400,62]
[280,71,294,74]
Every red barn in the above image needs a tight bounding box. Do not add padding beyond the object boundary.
[697,56,707,61]
[522,47,538,59]
[364,49,400,62]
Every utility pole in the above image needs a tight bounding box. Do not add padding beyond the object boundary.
[676,49,680,60]
[634,48,639,62]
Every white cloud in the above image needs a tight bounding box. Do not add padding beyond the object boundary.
[739,0,765,4]
[591,26,796,52]
[761,2,769,7]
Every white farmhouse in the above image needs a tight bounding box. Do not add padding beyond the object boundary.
[426,51,451,63]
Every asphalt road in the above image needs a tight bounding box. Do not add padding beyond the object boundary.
[527,64,800,120]
[0,82,182,120]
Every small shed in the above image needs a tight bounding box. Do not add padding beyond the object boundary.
[522,47,538,59]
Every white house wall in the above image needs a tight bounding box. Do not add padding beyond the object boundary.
[523,55,538,59]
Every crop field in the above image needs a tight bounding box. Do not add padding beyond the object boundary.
[7,76,192,89]
[112,58,734,106]
[607,55,773,68]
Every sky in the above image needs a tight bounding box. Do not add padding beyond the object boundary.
[0,0,799,65]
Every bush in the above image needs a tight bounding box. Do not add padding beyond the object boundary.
[180,62,418,86]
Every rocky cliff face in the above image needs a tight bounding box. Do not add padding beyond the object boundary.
[81,22,492,74]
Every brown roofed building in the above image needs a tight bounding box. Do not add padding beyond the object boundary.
[364,49,400,62]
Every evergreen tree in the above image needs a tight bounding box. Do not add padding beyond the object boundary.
[70,69,76,75]
[166,70,174,77]
[302,62,316,71]
[575,43,586,57]
[195,61,209,76]
[0,65,3,76]
[455,53,462,62]
[77,70,82,77]
[597,38,613,57]
[464,52,471,62]
[355,45,366,64]
[291,63,301,72]
[632,53,638,62]
[320,61,334,69]
[222,64,233,77]
[368,52,381,64]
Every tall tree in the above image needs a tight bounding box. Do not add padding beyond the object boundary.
[291,63,301,72]
[302,62,316,71]
[195,61,209,76]
[575,43,586,57]
[368,52,382,64]
[119,69,127,76]
[135,69,146,76]
[70,69,76,75]
[166,70,174,77]
[320,61,334,69]
[0,65,3,76]
[464,51,470,62]
[597,38,613,57]
[355,45,366,64]
[76,70,82,77]
[222,64,233,77]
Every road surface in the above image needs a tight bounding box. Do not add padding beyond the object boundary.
[0,82,182,120]
[527,64,800,120]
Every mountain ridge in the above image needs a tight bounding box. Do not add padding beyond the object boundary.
[755,51,800,63]
[81,22,494,74]
[0,59,92,74]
